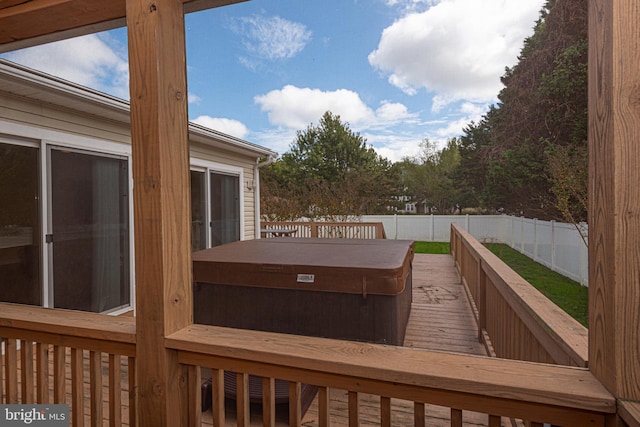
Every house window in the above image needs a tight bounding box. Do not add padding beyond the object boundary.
[0,141,42,306]
[49,147,130,312]
[190,164,243,250]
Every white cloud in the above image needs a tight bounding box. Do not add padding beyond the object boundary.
[364,133,424,162]
[3,33,129,99]
[369,0,545,108]
[254,85,419,133]
[191,116,249,139]
[375,101,415,122]
[254,85,375,130]
[188,93,202,104]
[232,15,311,65]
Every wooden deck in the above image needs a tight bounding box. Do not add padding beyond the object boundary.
[198,254,503,426]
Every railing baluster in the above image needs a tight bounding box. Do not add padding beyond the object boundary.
[187,365,201,427]
[289,381,301,427]
[236,372,250,427]
[128,356,137,427]
[450,408,463,427]
[262,377,275,427]
[488,414,501,427]
[71,348,84,427]
[109,354,121,427]
[89,351,103,427]
[36,343,49,403]
[318,386,329,427]
[53,345,66,404]
[414,402,425,427]
[20,340,34,403]
[211,369,225,427]
[380,396,391,427]
[5,338,18,403]
[348,391,359,427]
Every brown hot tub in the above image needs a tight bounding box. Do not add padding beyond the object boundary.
[193,237,414,345]
[193,237,414,414]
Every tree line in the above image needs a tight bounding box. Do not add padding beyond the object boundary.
[261,0,587,223]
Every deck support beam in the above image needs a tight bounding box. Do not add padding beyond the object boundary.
[126,0,193,425]
[588,0,640,410]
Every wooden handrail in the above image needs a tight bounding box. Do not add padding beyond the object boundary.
[450,222,589,367]
[0,302,136,356]
[167,324,615,426]
[0,302,137,426]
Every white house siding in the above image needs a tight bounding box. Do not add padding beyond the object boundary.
[0,93,131,146]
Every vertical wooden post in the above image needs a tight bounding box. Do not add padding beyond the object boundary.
[126,0,192,425]
[588,0,640,406]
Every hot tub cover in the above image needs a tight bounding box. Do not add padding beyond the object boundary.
[192,237,414,297]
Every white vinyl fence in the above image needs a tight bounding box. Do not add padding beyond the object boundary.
[363,215,589,286]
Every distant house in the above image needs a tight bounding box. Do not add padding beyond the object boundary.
[0,59,276,314]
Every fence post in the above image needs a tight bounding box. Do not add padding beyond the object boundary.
[581,240,587,286]
[551,220,556,272]
[533,218,538,261]
[430,214,434,241]
[520,218,525,253]
[394,214,398,239]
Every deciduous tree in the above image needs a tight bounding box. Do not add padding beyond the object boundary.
[399,138,461,214]
[261,111,399,220]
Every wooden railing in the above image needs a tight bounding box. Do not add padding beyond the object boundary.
[0,303,137,426]
[0,304,617,427]
[169,324,614,426]
[450,222,589,367]
[261,221,387,239]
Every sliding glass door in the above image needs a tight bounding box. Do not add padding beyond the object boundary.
[210,172,240,246]
[191,170,207,251]
[49,148,130,312]
[191,167,242,249]
[0,142,41,305]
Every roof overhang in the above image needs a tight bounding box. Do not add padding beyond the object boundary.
[0,59,277,159]
[0,0,248,53]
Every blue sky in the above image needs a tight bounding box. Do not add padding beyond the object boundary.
[1,0,545,162]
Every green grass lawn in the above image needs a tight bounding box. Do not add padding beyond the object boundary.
[413,241,588,327]
[413,241,451,254]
